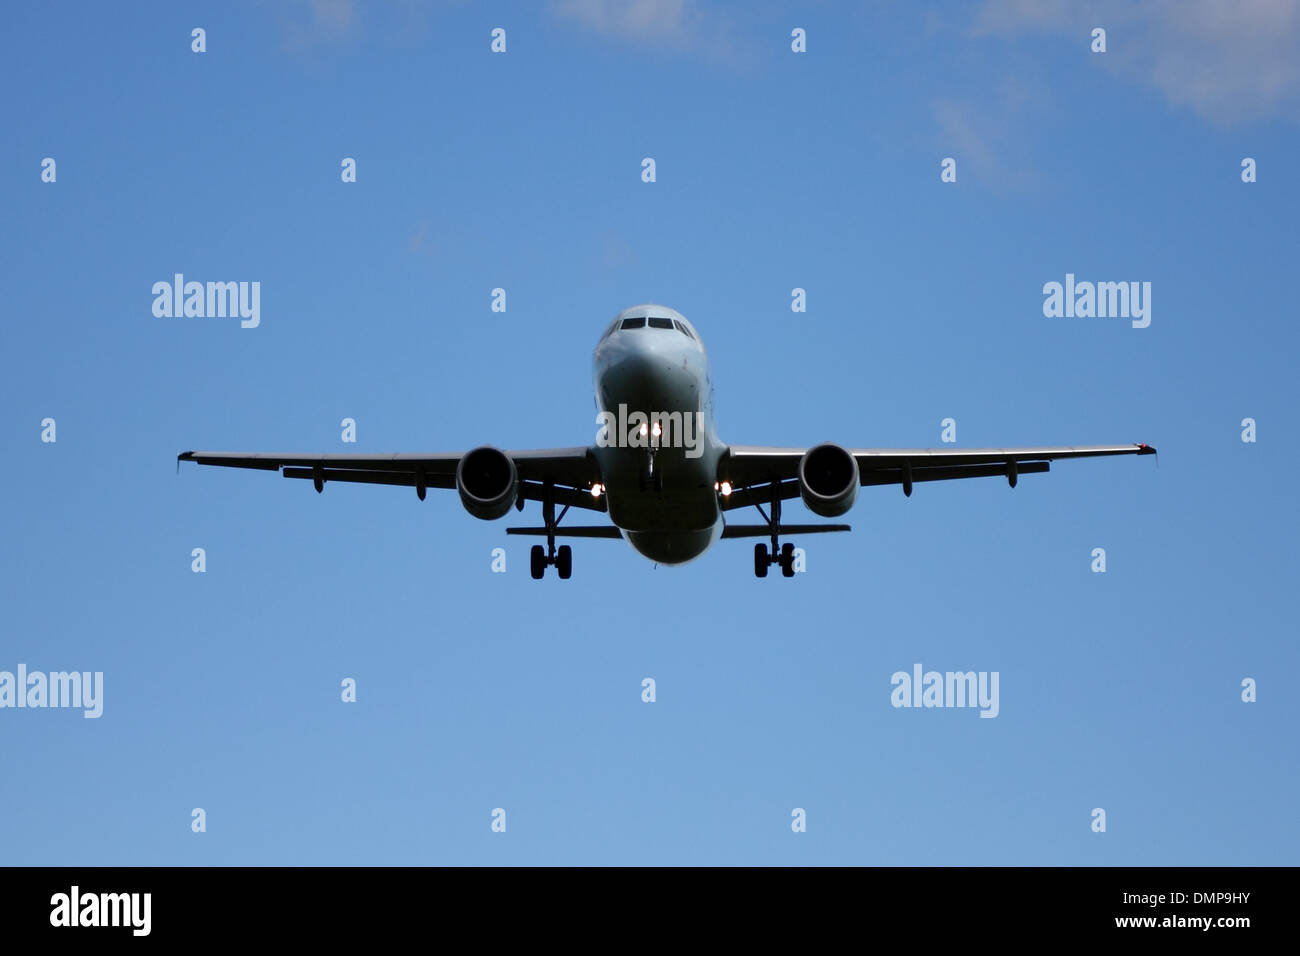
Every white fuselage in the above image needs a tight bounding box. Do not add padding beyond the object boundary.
[591,305,726,564]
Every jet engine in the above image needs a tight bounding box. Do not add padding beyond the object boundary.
[798,443,859,517]
[456,446,518,520]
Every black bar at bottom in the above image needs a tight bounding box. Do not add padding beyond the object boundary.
[0,865,1282,943]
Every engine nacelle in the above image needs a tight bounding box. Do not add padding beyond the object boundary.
[456,446,518,520]
[798,443,859,517]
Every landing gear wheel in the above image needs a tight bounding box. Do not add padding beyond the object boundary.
[556,545,572,580]
[780,542,796,578]
[754,543,769,578]
[530,545,545,579]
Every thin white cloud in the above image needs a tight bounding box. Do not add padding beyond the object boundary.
[975,0,1300,123]
[550,0,697,45]
[931,76,1049,189]
[548,0,753,65]
[282,0,359,50]
[932,99,1001,179]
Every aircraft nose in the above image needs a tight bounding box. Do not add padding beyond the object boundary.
[611,349,666,386]
[603,347,694,408]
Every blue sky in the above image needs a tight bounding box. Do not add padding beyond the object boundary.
[2,0,1297,865]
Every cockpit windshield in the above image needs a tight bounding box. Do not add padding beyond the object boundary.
[607,313,698,341]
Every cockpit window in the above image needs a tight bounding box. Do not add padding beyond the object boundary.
[648,317,674,330]
[620,317,646,330]
[673,320,694,339]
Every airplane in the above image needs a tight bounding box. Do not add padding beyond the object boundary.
[178,303,1156,579]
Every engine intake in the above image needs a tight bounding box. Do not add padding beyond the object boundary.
[798,443,859,517]
[456,446,518,520]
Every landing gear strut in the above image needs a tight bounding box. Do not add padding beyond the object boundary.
[638,448,664,493]
[752,484,796,578]
[530,481,573,580]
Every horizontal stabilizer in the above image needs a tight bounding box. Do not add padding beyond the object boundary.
[721,523,850,538]
[506,526,623,538]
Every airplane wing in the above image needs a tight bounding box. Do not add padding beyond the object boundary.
[177,447,607,511]
[718,443,1155,511]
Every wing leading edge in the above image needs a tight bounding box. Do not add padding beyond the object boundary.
[177,447,607,511]
[718,443,1155,510]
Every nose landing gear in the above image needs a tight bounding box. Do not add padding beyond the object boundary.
[638,448,664,493]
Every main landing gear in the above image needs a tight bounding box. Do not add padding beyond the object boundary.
[531,544,571,580]
[530,481,573,580]
[752,484,796,578]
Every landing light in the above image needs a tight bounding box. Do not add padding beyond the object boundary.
[651,421,661,438]
[639,423,649,437]
[591,483,603,498]
[720,481,732,496]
